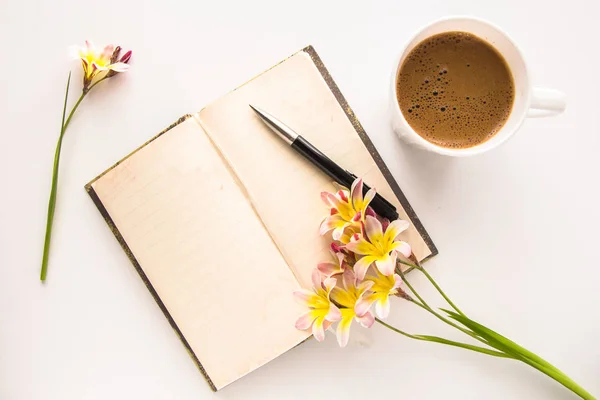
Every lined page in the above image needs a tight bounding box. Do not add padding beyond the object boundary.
[90,118,309,390]
[198,50,432,289]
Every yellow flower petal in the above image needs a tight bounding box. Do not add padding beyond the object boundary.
[375,295,391,319]
[350,178,364,210]
[364,216,384,244]
[336,309,355,347]
[375,252,397,276]
[353,255,376,280]
[384,219,409,247]
[312,316,327,341]
[345,238,377,255]
[330,286,355,309]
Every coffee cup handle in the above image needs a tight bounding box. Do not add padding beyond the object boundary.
[527,87,567,118]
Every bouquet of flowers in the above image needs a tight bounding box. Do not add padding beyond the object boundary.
[294,178,595,400]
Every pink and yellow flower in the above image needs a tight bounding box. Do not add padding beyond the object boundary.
[355,268,403,319]
[294,269,341,341]
[317,250,347,277]
[345,216,412,279]
[329,269,375,347]
[71,41,131,89]
[319,179,375,241]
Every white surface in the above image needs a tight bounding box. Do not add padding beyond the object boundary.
[0,0,598,399]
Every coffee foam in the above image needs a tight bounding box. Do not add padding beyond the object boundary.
[396,32,514,149]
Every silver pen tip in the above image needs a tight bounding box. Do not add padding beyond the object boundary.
[248,104,298,145]
[248,104,266,117]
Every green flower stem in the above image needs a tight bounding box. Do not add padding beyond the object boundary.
[40,75,107,282]
[394,261,596,399]
[399,259,466,317]
[443,309,596,400]
[396,265,491,347]
[513,352,595,400]
[375,318,511,359]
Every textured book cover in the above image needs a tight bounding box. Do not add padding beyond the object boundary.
[85,45,437,391]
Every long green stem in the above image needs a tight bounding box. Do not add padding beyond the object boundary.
[442,309,595,399]
[396,265,491,347]
[514,352,595,400]
[40,76,107,281]
[399,259,466,317]
[375,318,511,359]
[395,262,596,399]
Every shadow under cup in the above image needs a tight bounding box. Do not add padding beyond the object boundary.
[391,17,531,156]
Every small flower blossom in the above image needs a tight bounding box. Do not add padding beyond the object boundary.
[355,268,403,319]
[345,215,412,280]
[329,269,375,347]
[317,250,347,277]
[71,41,131,90]
[319,179,375,240]
[294,269,341,341]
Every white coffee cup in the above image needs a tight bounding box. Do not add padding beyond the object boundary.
[390,16,566,157]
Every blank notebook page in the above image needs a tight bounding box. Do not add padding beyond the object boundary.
[90,118,310,390]
[197,50,432,289]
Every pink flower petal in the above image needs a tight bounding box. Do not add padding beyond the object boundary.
[396,241,412,258]
[364,216,383,243]
[319,214,346,236]
[375,252,397,276]
[311,269,322,289]
[356,311,375,328]
[342,269,356,290]
[100,44,115,61]
[375,296,391,319]
[293,289,317,304]
[337,190,349,202]
[381,218,390,233]
[361,188,376,211]
[108,62,130,72]
[332,224,349,241]
[325,192,347,211]
[312,317,326,341]
[350,178,364,209]
[365,206,377,218]
[92,62,108,71]
[336,314,353,347]
[393,274,403,290]
[357,279,374,294]
[317,262,341,277]
[325,302,342,322]
[323,277,338,294]
[384,219,410,243]
[295,311,316,330]
[353,255,375,280]
[355,293,377,316]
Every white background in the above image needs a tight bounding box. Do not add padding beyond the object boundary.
[1,0,598,399]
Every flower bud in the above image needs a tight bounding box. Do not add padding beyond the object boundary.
[120,50,132,64]
[106,47,132,78]
[109,46,122,64]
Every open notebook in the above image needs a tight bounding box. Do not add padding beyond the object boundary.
[86,46,437,391]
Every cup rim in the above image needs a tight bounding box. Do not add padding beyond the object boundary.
[391,15,531,157]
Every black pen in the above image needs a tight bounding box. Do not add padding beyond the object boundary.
[249,105,399,221]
